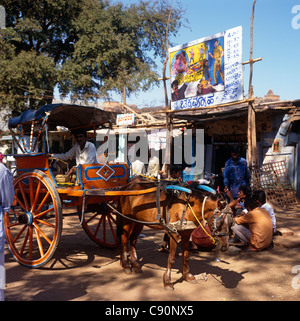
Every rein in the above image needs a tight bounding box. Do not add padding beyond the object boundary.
[186,196,233,245]
[186,199,216,245]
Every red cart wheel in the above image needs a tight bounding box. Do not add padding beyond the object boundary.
[78,201,120,248]
[4,170,62,268]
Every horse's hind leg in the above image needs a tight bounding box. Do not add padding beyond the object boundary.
[129,223,143,273]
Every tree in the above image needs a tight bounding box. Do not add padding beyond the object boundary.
[0,0,83,113]
[0,0,186,113]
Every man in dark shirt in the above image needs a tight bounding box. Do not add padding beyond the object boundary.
[171,80,187,101]
[224,145,250,200]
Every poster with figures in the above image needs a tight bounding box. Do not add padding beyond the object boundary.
[169,26,243,110]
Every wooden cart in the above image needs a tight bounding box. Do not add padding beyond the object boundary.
[4,103,152,268]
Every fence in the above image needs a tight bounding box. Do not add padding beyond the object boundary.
[250,161,299,208]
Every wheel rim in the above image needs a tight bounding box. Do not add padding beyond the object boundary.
[79,202,120,248]
[4,170,62,267]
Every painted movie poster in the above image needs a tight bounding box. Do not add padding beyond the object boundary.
[169,26,243,110]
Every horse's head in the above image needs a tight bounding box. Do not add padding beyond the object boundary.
[187,186,233,252]
[211,202,234,252]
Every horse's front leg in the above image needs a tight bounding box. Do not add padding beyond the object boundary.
[163,233,178,291]
[129,223,143,273]
[181,232,197,284]
[121,222,133,274]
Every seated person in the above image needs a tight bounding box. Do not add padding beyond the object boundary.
[232,197,273,251]
[146,148,160,178]
[158,164,183,181]
[253,190,276,234]
[229,185,251,216]
[51,128,97,176]
[130,159,146,178]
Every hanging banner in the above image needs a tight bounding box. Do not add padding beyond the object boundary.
[169,26,243,110]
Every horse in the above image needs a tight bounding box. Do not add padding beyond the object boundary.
[118,177,233,291]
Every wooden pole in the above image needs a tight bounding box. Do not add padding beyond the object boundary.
[162,0,173,176]
[247,0,258,168]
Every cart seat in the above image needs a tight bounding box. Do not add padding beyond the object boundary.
[76,162,129,190]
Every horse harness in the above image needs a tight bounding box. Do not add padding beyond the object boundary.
[155,182,233,243]
[100,180,233,243]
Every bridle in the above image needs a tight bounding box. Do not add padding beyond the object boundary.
[211,205,234,238]
[187,196,233,245]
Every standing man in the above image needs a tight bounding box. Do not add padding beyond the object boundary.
[209,39,224,86]
[224,145,250,200]
[0,162,15,301]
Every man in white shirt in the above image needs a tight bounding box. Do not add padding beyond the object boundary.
[130,159,146,178]
[146,149,160,178]
[52,129,97,176]
[254,190,276,234]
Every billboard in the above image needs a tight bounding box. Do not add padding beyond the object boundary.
[169,26,243,110]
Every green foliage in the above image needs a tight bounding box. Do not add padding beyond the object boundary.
[0,0,186,112]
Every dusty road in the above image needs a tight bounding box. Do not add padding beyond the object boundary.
[3,205,300,301]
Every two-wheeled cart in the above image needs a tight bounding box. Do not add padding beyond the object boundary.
[4,103,153,268]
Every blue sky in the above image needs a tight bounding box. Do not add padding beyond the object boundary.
[122,0,300,108]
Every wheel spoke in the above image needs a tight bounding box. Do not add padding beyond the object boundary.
[34,191,50,216]
[20,228,29,256]
[102,215,106,242]
[33,222,52,245]
[35,228,45,257]
[36,219,55,229]
[31,180,42,213]
[18,182,29,212]
[29,226,33,260]
[29,177,34,208]
[12,225,27,244]
[94,214,103,237]
[86,212,98,224]
[34,206,54,219]
[14,194,27,212]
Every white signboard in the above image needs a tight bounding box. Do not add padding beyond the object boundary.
[116,113,135,126]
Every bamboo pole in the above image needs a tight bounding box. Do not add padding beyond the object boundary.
[247,0,258,168]
[162,0,173,175]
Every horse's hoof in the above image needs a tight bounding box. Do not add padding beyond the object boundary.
[184,274,197,284]
[123,267,132,275]
[164,285,174,291]
[132,262,142,273]
[164,283,174,291]
[133,267,142,273]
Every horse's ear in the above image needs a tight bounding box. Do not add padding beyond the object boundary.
[217,200,226,210]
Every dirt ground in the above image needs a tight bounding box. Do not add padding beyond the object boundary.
[3,204,300,302]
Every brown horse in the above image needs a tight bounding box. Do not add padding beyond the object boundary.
[118,178,233,290]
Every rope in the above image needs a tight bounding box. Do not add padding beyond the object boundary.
[201,196,208,226]
[187,200,216,245]
[130,166,179,182]
[49,156,70,173]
